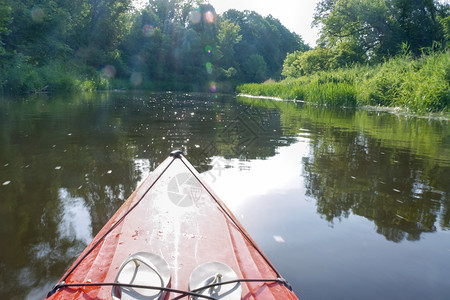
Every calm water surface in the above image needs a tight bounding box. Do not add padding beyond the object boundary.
[0,91,449,299]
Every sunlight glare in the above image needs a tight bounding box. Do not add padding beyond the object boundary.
[202,140,309,211]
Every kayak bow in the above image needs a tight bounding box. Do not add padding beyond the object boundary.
[47,150,298,299]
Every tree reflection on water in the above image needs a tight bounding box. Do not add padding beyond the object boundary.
[302,125,447,242]
[238,97,449,242]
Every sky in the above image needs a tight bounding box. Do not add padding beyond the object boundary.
[207,0,321,46]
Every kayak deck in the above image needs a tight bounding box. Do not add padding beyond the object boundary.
[47,152,298,299]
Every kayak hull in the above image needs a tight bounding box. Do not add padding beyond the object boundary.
[47,154,298,299]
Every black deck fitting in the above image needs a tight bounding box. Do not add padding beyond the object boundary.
[170,150,183,158]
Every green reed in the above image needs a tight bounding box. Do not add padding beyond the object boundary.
[237,51,450,113]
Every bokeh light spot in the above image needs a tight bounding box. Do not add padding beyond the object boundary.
[205,45,212,54]
[204,11,215,24]
[189,10,201,24]
[101,65,116,79]
[31,7,45,22]
[209,82,217,92]
[205,62,213,74]
[142,24,155,37]
[130,72,143,87]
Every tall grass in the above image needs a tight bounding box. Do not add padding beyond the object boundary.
[237,52,450,113]
[1,56,100,93]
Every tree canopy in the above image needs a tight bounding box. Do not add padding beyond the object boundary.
[314,0,448,58]
[283,0,449,78]
[0,0,308,93]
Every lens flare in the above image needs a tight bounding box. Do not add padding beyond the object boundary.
[142,24,155,37]
[209,82,217,92]
[189,10,201,24]
[101,65,116,79]
[204,11,215,24]
[130,72,143,87]
[205,62,213,74]
[31,7,45,22]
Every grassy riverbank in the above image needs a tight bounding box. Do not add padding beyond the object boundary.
[237,52,450,113]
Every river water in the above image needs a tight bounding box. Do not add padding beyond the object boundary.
[0,91,449,299]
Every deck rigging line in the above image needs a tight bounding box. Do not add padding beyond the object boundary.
[48,277,289,300]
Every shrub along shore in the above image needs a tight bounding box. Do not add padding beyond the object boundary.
[237,52,450,114]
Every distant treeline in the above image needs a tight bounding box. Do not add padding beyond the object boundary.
[0,0,307,93]
[239,0,450,113]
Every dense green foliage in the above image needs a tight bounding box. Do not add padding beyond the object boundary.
[0,0,307,93]
[238,51,450,112]
[242,0,450,113]
[282,0,450,76]
[314,0,448,61]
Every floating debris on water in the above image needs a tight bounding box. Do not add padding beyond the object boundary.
[393,189,401,193]
[55,166,62,170]
[273,235,285,243]
[107,170,112,174]
[351,176,356,179]
[2,181,11,186]
[395,214,406,220]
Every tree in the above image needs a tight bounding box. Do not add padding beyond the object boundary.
[222,9,307,82]
[282,51,306,78]
[243,54,268,83]
[282,43,364,78]
[314,0,447,60]
[314,0,390,59]
[119,7,163,78]
[388,0,442,54]
[217,19,242,69]
[0,0,12,55]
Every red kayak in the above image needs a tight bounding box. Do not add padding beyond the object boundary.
[46,151,298,299]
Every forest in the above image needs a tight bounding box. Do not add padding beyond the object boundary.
[0,0,449,112]
[0,0,307,93]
